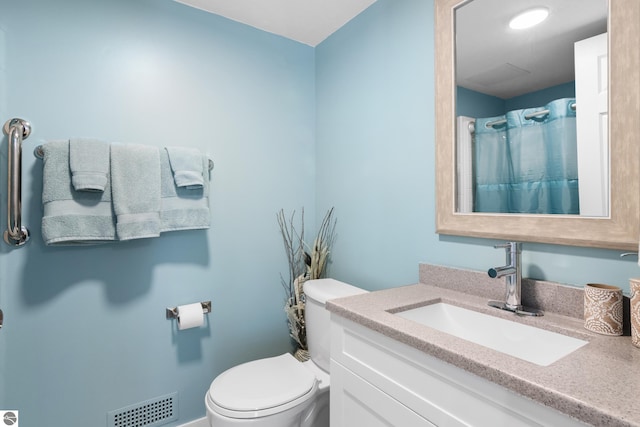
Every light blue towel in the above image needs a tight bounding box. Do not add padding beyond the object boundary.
[69,138,109,192]
[159,149,211,233]
[165,146,205,189]
[110,143,161,241]
[41,141,116,245]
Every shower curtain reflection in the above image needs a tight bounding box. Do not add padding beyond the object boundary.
[473,98,579,214]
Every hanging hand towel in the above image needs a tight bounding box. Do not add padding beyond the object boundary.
[165,146,205,189]
[110,143,161,240]
[41,140,116,245]
[159,148,211,233]
[69,138,110,192]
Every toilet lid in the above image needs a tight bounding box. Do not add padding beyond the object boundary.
[208,353,317,418]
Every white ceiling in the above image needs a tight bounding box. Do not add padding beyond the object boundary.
[456,0,608,99]
[174,0,377,46]
[174,0,607,99]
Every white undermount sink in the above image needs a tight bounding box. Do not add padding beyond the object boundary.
[396,302,588,366]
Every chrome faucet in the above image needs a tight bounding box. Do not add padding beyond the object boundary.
[488,242,543,316]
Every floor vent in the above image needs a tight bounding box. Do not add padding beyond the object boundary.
[107,392,178,427]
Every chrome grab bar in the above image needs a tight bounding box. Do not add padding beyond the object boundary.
[3,118,31,247]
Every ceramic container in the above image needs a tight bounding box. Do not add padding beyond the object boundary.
[584,283,623,336]
[630,279,640,347]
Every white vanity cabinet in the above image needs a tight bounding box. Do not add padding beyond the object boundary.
[330,314,588,427]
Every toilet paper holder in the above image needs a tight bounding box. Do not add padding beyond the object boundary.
[166,301,212,320]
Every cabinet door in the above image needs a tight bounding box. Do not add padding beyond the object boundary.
[331,361,436,427]
[331,314,589,427]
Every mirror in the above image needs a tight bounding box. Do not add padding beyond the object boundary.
[455,0,608,216]
[435,0,640,250]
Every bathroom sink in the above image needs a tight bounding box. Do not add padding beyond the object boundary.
[396,302,588,366]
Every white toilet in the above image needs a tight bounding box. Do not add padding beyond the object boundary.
[205,278,367,427]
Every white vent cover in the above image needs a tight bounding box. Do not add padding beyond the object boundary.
[107,392,178,427]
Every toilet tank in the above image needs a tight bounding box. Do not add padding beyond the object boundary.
[304,278,368,373]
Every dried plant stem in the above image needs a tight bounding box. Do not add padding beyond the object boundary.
[278,207,336,351]
[277,208,307,349]
[307,207,336,280]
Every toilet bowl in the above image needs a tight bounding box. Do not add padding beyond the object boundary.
[205,279,367,427]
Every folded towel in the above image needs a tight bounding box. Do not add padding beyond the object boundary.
[110,143,161,241]
[69,138,110,192]
[41,141,116,245]
[165,146,205,189]
[159,149,211,233]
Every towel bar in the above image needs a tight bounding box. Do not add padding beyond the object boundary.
[3,118,31,247]
[166,301,212,319]
[34,145,214,171]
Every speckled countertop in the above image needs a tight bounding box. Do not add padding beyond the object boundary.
[326,264,640,427]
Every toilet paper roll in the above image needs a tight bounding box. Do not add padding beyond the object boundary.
[177,303,204,330]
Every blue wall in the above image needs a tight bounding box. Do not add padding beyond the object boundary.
[0,0,315,425]
[457,81,576,118]
[315,0,639,292]
[456,86,505,118]
[1,0,639,425]
[505,81,576,111]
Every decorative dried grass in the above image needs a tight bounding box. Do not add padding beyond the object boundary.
[278,207,336,351]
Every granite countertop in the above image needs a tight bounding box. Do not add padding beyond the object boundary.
[326,264,640,427]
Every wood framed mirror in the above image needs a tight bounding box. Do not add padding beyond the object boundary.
[435,0,640,250]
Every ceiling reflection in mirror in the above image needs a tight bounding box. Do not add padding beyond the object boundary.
[454,0,608,216]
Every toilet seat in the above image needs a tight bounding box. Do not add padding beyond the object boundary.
[207,353,318,419]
